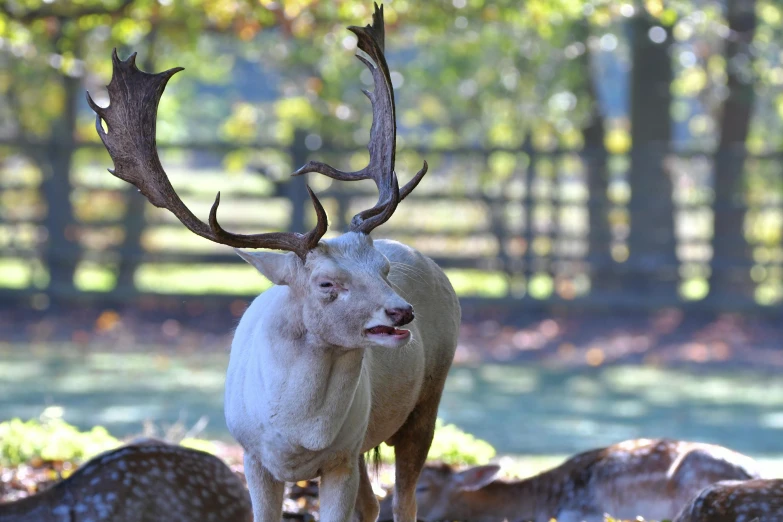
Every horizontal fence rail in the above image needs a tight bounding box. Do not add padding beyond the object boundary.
[1,133,782,312]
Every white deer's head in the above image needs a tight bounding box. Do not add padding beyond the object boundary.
[87,4,427,349]
[237,232,413,349]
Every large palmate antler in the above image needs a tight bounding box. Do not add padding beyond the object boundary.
[293,3,427,234]
[86,50,327,260]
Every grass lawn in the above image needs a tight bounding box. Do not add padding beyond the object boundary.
[2,344,783,477]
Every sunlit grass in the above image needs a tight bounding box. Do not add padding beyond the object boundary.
[528,273,554,299]
[2,255,782,305]
[134,265,509,298]
[601,366,783,406]
[0,258,31,289]
[679,277,709,300]
[142,227,233,253]
[756,282,783,306]
[74,262,116,292]
[135,263,272,295]
[0,257,531,298]
[444,269,507,297]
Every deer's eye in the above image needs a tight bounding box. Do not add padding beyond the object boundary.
[319,281,334,289]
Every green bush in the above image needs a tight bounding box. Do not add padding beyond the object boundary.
[377,418,496,465]
[0,415,120,467]
[1,413,495,469]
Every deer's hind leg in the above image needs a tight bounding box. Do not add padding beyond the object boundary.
[386,384,445,522]
[667,448,761,508]
[353,454,381,522]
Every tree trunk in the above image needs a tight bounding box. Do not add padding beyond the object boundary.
[577,21,615,295]
[625,14,678,300]
[708,0,757,305]
[41,73,79,299]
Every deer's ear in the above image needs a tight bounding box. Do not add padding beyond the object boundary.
[453,464,501,492]
[235,249,300,286]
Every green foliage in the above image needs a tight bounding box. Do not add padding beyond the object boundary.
[0,413,224,467]
[1,413,495,471]
[0,0,617,153]
[426,419,497,464]
[5,0,777,159]
[377,418,496,465]
[0,413,120,467]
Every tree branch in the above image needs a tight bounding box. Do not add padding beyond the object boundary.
[0,0,135,23]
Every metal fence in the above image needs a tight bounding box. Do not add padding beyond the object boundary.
[1,131,781,313]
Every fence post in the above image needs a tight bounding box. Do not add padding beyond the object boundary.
[115,190,147,296]
[584,144,615,294]
[288,129,309,233]
[484,152,511,296]
[522,138,536,297]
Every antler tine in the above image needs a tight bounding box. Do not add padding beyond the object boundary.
[293,3,427,234]
[87,49,327,260]
[349,160,428,227]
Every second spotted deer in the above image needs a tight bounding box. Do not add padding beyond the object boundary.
[673,478,783,522]
[379,438,761,522]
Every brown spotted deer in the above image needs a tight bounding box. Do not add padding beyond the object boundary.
[673,478,783,522]
[0,441,252,522]
[86,4,460,522]
[378,438,761,522]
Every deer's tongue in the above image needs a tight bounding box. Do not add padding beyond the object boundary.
[366,325,401,335]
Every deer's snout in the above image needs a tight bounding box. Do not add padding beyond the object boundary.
[386,305,414,326]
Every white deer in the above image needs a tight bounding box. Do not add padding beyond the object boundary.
[378,438,762,522]
[86,4,460,522]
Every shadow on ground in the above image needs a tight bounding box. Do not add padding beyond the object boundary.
[2,346,783,461]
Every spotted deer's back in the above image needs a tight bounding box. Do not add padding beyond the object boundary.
[53,444,252,522]
[674,479,783,522]
[557,439,760,522]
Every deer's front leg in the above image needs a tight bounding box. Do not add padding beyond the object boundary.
[243,452,285,522]
[320,457,361,522]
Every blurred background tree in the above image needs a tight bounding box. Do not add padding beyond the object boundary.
[0,0,781,309]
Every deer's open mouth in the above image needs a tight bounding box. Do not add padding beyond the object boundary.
[365,325,410,339]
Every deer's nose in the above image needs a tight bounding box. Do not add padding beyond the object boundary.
[386,305,414,327]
